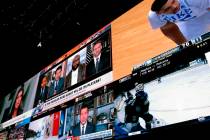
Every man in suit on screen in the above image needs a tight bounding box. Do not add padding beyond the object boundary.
[86,39,111,78]
[37,76,49,104]
[49,66,64,97]
[72,103,95,137]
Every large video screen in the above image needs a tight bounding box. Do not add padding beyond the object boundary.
[26,39,210,139]
[113,34,210,139]
[27,83,116,140]
[33,25,112,109]
[0,91,16,124]
[69,85,114,139]
[0,73,39,124]
[26,111,66,140]
[1,0,210,138]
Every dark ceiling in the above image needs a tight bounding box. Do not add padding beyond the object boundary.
[0,0,143,96]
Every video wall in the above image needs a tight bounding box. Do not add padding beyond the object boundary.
[33,25,112,108]
[1,0,210,139]
[0,25,112,130]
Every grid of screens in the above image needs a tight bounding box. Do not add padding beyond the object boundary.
[1,31,210,139]
[1,0,210,139]
[0,25,112,127]
[33,25,112,108]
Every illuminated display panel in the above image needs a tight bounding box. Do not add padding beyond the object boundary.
[0,73,39,124]
[0,0,210,139]
[33,25,112,111]
[114,35,210,138]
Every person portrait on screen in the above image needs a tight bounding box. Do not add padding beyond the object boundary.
[37,76,49,104]
[72,103,95,137]
[86,39,111,78]
[11,86,24,118]
[65,54,86,88]
[49,66,64,97]
[148,0,210,45]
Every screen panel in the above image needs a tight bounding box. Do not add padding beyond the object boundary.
[1,0,210,139]
[111,0,210,80]
[28,83,116,140]
[0,91,16,124]
[32,25,113,117]
[26,111,66,140]
[0,73,39,127]
[113,32,210,138]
